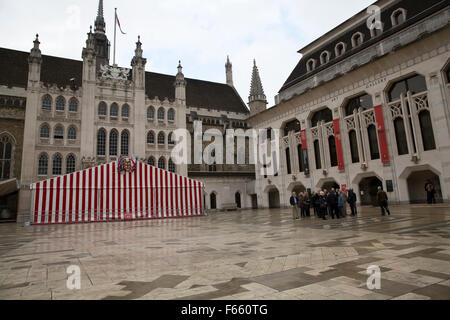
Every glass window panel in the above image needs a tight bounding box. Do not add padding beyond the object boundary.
[314,140,322,170]
[368,125,380,160]
[328,136,338,167]
[419,111,436,151]
[349,130,360,163]
[394,118,409,155]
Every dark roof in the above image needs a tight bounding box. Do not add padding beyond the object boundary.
[0,47,249,114]
[280,0,449,92]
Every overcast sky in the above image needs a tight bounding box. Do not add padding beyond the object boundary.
[0,0,374,106]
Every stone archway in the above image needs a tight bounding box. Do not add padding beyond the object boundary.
[316,178,339,191]
[407,170,442,204]
[359,176,383,206]
[287,182,306,195]
[267,188,281,209]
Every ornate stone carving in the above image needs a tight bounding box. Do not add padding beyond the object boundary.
[100,64,130,81]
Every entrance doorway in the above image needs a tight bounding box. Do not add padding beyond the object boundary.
[407,170,442,204]
[322,181,339,192]
[210,193,217,209]
[235,192,242,209]
[251,194,258,209]
[359,177,383,206]
[292,184,306,195]
[268,188,280,209]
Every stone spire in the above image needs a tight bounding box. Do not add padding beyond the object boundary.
[94,0,105,33]
[28,34,42,64]
[131,36,147,89]
[175,60,187,102]
[249,59,267,116]
[225,55,233,87]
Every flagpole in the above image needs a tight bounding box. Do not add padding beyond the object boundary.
[114,7,117,66]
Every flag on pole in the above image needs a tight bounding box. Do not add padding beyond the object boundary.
[115,10,126,34]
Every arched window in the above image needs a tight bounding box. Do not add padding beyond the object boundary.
[42,95,52,111]
[168,159,176,173]
[168,132,175,146]
[0,136,13,180]
[306,59,316,72]
[147,131,155,144]
[314,140,322,170]
[54,125,64,140]
[367,125,380,160]
[419,110,436,151]
[328,136,338,167]
[66,155,76,174]
[55,96,65,111]
[148,157,155,167]
[40,124,50,139]
[109,130,118,156]
[344,94,373,116]
[393,118,409,155]
[391,8,406,27]
[97,129,106,156]
[98,102,107,116]
[285,148,292,175]
[69,98,78,113]
[168,109,175,121]
[235,192,242,209]
[283,120,301,137]
[348,130,359,163]
[158,108,165,121]
[122,104,130,119]
[320,51,330,65]
[351,32,364,48]
[147,107,155,120]
[388,75,427,102]
[158,157,166,170]
[67,126,77,140]
[38,154,48,176]
[121,131,129,156]
[158,132,165,145]
[110,103,119,118]
[335,42,346,57]
[52,154,62,176]
[311,108,332,127]
[297,144,305,173]
[210,193,217,210]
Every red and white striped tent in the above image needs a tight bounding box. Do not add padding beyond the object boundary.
[30,161,205,225]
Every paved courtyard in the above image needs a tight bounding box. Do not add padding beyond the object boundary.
[0,205,450,300]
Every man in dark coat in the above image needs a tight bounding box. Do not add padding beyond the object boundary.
[377,187,391,216]
[326,189,339,219]
[347,189,358,216]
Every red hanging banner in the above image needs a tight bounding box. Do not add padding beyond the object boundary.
[374,105,390,163]
[300,130,308,150]
[333,119,345,171]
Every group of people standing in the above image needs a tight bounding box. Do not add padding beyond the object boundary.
[290,188,358,221]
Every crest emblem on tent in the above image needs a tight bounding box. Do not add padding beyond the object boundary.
[117,156,137,174]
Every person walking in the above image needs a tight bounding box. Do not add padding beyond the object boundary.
[327,188,339,219]
[319,191,328,220]
[290,192,300,220]
[347,189,358,216]
[377,187,391,216]
[298,192,305,218]
[303,193,311,217]
[425,182,436,205]
[337,191,346,218]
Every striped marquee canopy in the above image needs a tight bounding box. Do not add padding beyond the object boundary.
[30,161,205,225]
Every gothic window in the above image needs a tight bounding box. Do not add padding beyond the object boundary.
[38,153,48,176]
[393,118,409,155]
[335,42,346,57]
[314,140,322,170]
[168,159,176,173]
[40,124,50,139]
[97,129,106,156]
[285,148,292,175]
[388,75,427,102]
[0,136,12,180]
[147,106,155,120]
[67,126,77,140]
[66,154,76,174]
[320,51,330,65]
[109,130,118,156]
[311,108,332,127]
[306,59,316,72]
[297,144,305,173]
[158,108,165,121]
[55,96,65,111]
[168,132,175,146]
[98,102,107,116]
[351,32,364,48]
[344,94,373,116]
[42,95,52,111]
[122,104,130,119]
[419,110,436,151]
[121,131,129,156]
[391,8,406,27]
[349,130,360,163]
[283,120,301,137]
[52,154,62,176]
[328,136,338,167]
[367,125,380,160]
[110,103,119,118]
[54,125,64,140]
[168,109,175,121]
[158,132,165,145]
[69,98,78,113]
[148,157,155,166]
[158,157,166,170]
[147,131,155,144]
